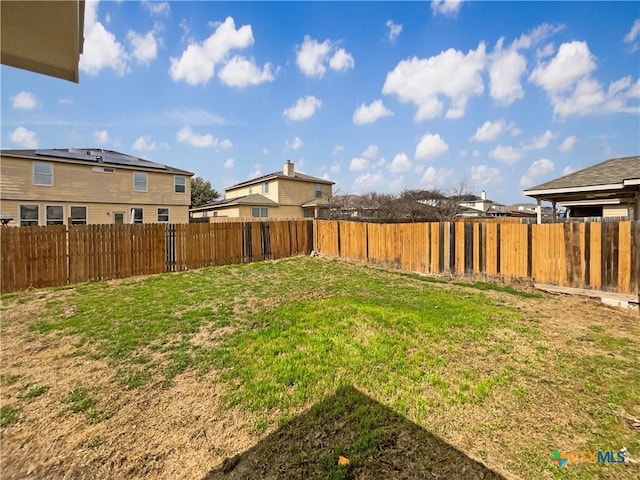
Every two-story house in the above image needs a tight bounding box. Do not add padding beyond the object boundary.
[0,149,193,226]
[190,161,334,220]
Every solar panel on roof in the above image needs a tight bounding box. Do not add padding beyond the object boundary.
[35,148,167,170]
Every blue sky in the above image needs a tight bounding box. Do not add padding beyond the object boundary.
[2,0,639,204]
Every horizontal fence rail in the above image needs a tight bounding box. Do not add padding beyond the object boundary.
[313,220,640,296]
[0,220,313,293]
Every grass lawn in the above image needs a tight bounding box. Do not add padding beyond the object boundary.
[1,256,638,479]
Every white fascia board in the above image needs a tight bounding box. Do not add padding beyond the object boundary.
[560,199,622,207]
[524,183,623,196]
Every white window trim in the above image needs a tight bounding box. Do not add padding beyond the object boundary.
[130,207,144,224]
[251,206,268,218]
[157,207,170,223]
[19,204,40,226]
[45,204,65,225]
[261,182,269,194]
[174,175,186,194]
[33,162,53,186]
[70,205,88,225]
[133,172,148,192]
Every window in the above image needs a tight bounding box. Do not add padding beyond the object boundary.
[315,183,322,198]
[113,212,125,224]
[20,205,39,226]
[303,208,314,218]
[261,182,269,194]
[131,207,144,224]
[213,211,218,217]
[174,176,186,193]
[157,208,169,223]
[46,205,64,225]
[33,162,53,185]
[251,207,268,218]
[70,206,87,225]
[133,172,148,192]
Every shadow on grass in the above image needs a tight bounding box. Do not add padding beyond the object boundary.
[204,386,505,480]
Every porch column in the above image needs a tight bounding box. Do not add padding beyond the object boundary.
[536,199,542,224]
[552,201,557,222]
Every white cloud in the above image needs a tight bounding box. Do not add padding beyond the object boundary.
[469,165,503,187]
[296,35,354,78]
[330,164,341,174]
[382,42,486,121]
[472,149,481,157]
[388,153,412,173]
[218,56,275,87]
[562,166,576,175]
[550,75,639,118]
[430,0,463,17]
[250,164,262,177]
[459,150,468,157]
[10,127,38,148]
[349,157,369,171]
[58,98,74,105]
[520,158,555,187]
[169,17,254,85]
[333,145,344,155]
[176,126,215,147]
[489,145,522,164]
[262,147,269,155]
[523,130,556,151]
[353,100,393,125]
[142,1,170,16]
[421,167,453,187]
[624,19,640,43]
[489,40,526,105]
[282,95,322,121]
[219,139,233,149]
[512,23,565,50]
[537,43,555,59]
[296,35,331,77]
[127,30,158,66]
[472,120,505,142]
[386,20,403,42]
[11,91,37,110]
[329,48,355,72]
[80,0,129,76]
[352,171,405,193]
[93,130,110,145]
[558,136,577,152]
[529,41,596,93]
[132,135,156,151]
[415,133,449,160]
[290,137,303,150]
[362,145,379,159]
[224,158,234,169]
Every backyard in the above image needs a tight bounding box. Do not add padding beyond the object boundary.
[0,256,638,479]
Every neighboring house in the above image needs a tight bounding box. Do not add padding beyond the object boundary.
[190,161,334,219]
[524,156,640,220]
[0,149,193,226]
[457,191,508,217]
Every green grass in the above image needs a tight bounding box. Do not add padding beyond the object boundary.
[16,384,49,399]
[0,405,21,427]
[2,257,638,479]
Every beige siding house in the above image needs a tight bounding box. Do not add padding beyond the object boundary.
[524,156,640,221]
[190,161,334,220]
[0,149,193,226]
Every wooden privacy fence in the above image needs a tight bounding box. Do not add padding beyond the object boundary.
[314,220,640,296]
[0,220,313,293]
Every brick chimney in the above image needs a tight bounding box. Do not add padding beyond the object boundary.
[283,160,294,177]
